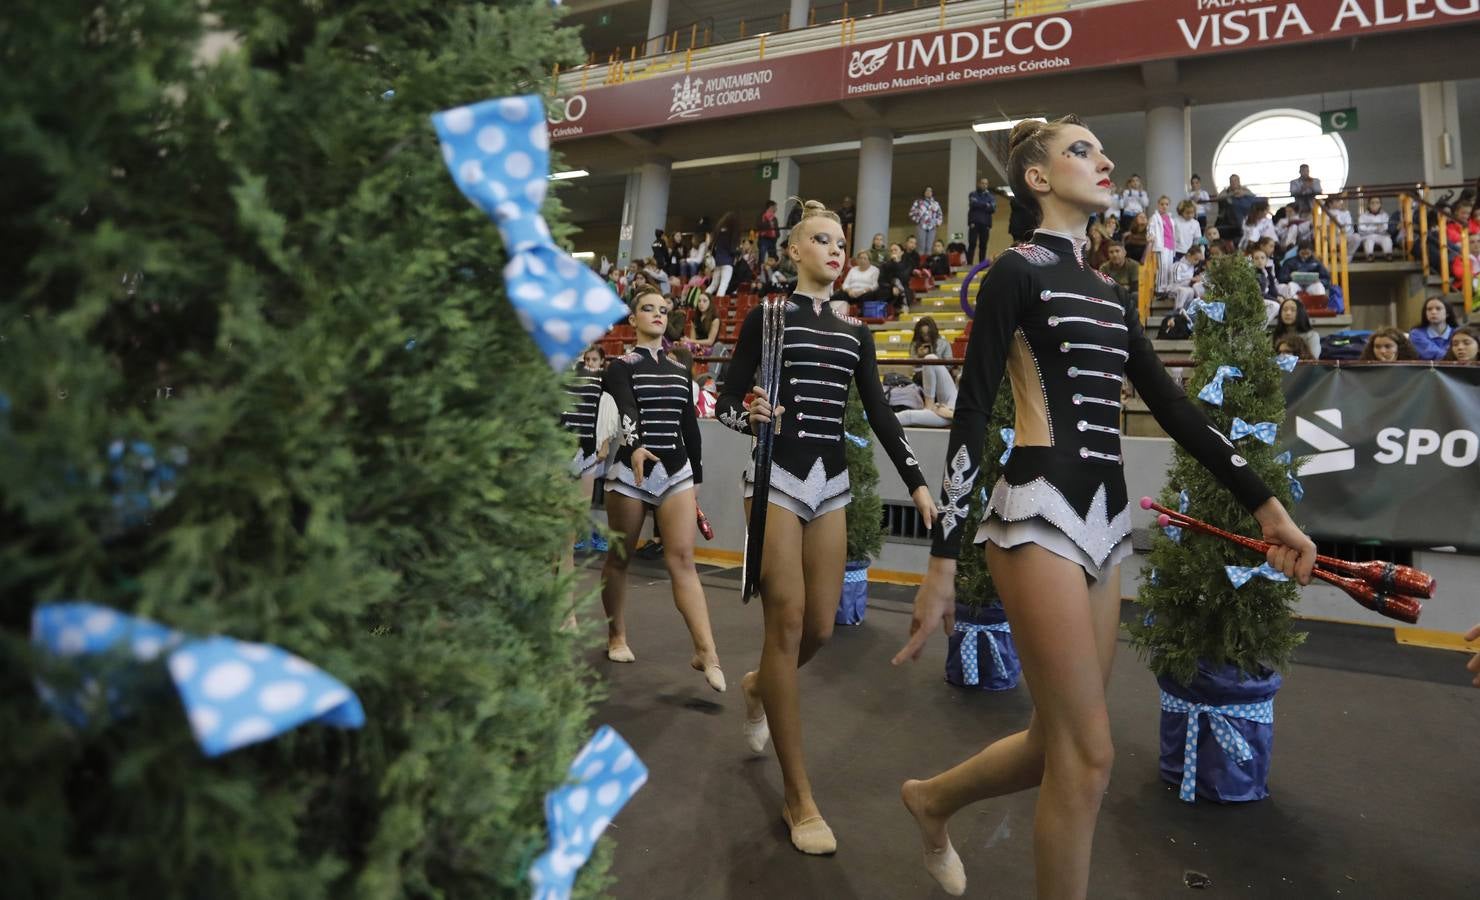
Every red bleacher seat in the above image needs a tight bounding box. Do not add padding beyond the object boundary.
[949,251,964,267]
[952,338,969,358]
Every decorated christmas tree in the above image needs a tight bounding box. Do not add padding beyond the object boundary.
[843,386,882,563]
[953,387,1015,607]
[1127,255,1305,685]
[2,1,610,895]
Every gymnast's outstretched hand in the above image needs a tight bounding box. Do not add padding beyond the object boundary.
[893,556,956,666]
[1465,624,1480,688]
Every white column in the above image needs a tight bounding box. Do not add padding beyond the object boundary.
[646,0,670,55]
[1418,82,1463,186]
[617,170,640,265]
[1144,101,1187,208]
[768,157,802,212]
[631,159,672,266]
[789,0,810,30]
[946,134,978,249]
[855,127,894,256]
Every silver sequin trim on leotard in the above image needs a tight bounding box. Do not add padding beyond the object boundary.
[973,477,1132,568]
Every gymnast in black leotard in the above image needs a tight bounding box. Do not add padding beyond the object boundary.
[715,200,937,856]
[599,286,725,693]
[891,118,1317,898]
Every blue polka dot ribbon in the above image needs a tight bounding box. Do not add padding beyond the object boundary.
[1159,691,1274,803]
[1229,417,1278,445]
[1195,365,1243,407]
[842,565,869,584]
[998,427,1015,465]
[431,95,623,371]
[1162,489,1190,544]
[1225,562,1290,588]
[1275,353,1299,373]
[1274,451,1305,502]
[106,439,187,534]
[529,725,648,900]
[30,602,364,757]
[954,620,1012,685]
[1186,299,1225,329]
[843,431,870,448]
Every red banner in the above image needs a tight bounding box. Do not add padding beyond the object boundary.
[553,0,1480,141]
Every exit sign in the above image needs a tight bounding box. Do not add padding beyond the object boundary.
[755,160,779,182]
[597,12,611,26]
[1320,108,1358,133]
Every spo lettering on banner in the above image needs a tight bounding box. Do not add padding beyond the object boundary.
[1373,428,1480,467]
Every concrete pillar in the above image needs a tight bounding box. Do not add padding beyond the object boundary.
[617,170,640,265]
[630,158,672,267]
[768,157,802,243]
[1144,101,1188,209]
[1418,81,1464,187]
[788,0,810,30]
[646,0,670,55]
[946,134,978,250]
[855,127,894,256]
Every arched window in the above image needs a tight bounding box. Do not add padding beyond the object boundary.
[1211,109,1348,205]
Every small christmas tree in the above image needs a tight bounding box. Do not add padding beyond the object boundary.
[1127,255,1305,685]
[843,386,882,563]
[954,387,1015,607]
[2,1,608,896]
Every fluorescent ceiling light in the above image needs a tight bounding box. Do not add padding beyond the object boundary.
[571,251,595,260]
[549,169,589,180]
[972,117,1046,134]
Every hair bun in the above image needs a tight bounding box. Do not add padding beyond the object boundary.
[802,199,827,212]
[1007,119,1047,153]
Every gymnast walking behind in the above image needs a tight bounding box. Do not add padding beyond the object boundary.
[716,200,938,855]
[890,117,1316,898]
[600,286,726,692]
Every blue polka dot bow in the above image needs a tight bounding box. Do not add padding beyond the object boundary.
[1274,450,1304,502]
[1159,690,1274,803]
[1186,299,1225,329]
[31,602,364,757]
[1229,417,1278,445]
[1225,562,1289,588]
[954,620,1012,684]
[529,725,648,900]
[998,427,1015,465]
[431,95,623,371]
[1274,353,1299,373]
[1195,365,1243,407]
[1161,489,1190,544]
[844,431,871,448]
[106,439,187,534]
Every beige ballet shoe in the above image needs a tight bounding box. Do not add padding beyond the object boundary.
[923,841,966,896]
[691,656,726,692]
[782,806,837,856]
[607,643,636,663]
[741,671,769,753]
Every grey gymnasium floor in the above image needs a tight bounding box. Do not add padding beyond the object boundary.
[571,555,1479,900]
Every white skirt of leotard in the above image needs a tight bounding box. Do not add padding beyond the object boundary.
[741,458,850,524]
[606,458,693,506]
[972,477,1133,583]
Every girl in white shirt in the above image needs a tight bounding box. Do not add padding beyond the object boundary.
[1147,195,1178,292]
[1185,174,1211,231]
[1173,199,1202,254]
[1117,175,1148,232]
[1355,197,1393,260]
[1239,199,1277,250]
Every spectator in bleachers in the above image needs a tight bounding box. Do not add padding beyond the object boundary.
[641,257,670,297]
[839,195,857,251]
[679,233,707,278]
[1165,243,1205,313]
[1442,324,1479,363]
[1148,195,1177,289]
[1444,198,1478,290]
[834,250,880,305]
[1204,224,1233,257]
[1249,249,1281,321]
[1174,199,1202,256]
[1186,174,1211,232]
[1088,214,1119,268]
[733,239,760,293]
[1101,177,1120,225]
[1271,298,1322,359]
[1359,326,1419,362]
[694,371,718,417]
[878,242,915,314]
[967,177,996,265]
[1098,241,1140,295]
[911,315,953,359]
[866,232,888,265]
[1277,201,1312,250]
[1289,163,1322,215]
[1117,174,1149,233]
[894,341,957,427]
[1240,199,1277,250]
[927,239,951,278]
[1123,212,1150,262]
[756,201,780,264]
[1353,196,1395,261]
[1278,240,1333,296]
[1326,196,1355,247]
[652,230,673,275]
[1215,174,1257,245]
[1410,296,1460,360]
[1274,335,1314,360]
[901,235,923,273]
[909,186,944,254]
[686,292,720,350]
[711,212,739,297]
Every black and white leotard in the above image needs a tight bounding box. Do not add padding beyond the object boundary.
[603,346,703,505]
[562,365,604,478]
[717,295,927,521]
[930,229,1273,580]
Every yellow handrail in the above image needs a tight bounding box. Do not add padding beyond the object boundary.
[1400,194,1414,258]
[1438,213,1450,295]
[1464,231,1475,312]
[1138,249,1156,325]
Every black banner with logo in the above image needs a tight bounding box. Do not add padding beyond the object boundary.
[1279,365,1480,551]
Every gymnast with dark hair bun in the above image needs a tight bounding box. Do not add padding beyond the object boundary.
[891,117,1317,898]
